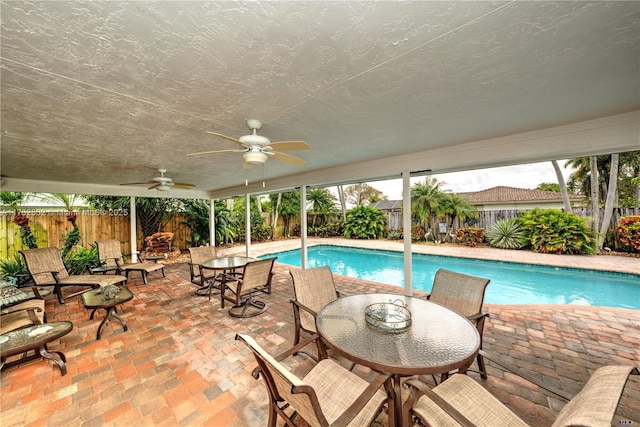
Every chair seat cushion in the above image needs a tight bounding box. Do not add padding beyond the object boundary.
[303,359,387,426]
[412,374,527,427]
[59,275,128,286]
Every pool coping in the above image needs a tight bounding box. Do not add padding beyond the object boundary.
[217,237,640,276]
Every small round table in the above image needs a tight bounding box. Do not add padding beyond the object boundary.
[82,286,134,340]
[0,321,73,376]
[316,293,480,427]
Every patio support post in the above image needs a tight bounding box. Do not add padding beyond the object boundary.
[245,194,251,258]
[402,171,412,295]
[209,199,215,247]
[300,185,308,269]
[130,196,138,263]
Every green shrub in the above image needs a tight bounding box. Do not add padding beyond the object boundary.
[455,228,485,247]
[617,215,640,253]
[387,230,402,240]
[486,219,526,249]
[64,246,99,275]
[518,208,596,255]
[252,225,272,242]
[0,254,30,286]
[411,225,426,242]
[343,206,386,239]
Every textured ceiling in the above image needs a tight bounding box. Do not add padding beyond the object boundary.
[1,1,638,199]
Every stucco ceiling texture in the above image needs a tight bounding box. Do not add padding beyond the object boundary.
[1,1,638,199]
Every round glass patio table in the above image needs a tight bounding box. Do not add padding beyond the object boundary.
[316,293,480,427]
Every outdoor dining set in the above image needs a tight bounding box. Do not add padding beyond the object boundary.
[0,242,638,427]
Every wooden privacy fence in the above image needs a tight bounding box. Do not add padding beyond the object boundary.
[0,211,191,259]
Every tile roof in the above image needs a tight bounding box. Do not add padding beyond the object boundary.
[457,186,584,204]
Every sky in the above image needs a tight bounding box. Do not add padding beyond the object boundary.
[364,160,575,200]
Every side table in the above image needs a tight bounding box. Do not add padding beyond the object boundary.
[0,321,73,376]
[82,286,134,340]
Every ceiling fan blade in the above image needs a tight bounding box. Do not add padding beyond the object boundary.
[173,182,195,188]
[187,149,244,157]
[120,181,153,186]
[266,140,310,151]
[272,151,306,167]
[205,131,244,145]
[147,183,159,190]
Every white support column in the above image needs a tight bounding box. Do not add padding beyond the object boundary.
[300,185,308,269]
[402,171,412,295]
[245,194,251,257]
[129,196,138,263]
[209,199,215,247]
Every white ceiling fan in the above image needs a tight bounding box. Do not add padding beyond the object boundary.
[187,119,310,168]
[120,169,195,191]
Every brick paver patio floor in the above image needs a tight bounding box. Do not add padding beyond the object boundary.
[1,242,638,426]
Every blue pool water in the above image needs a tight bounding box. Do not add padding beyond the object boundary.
[263,245,640,309]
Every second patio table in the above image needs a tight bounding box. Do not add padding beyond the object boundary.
[316,293,480,427]
[199,256,256,299]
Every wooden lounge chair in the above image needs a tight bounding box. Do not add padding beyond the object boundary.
[221,257,275,317]
[235,333,389,427]
[426,268,490,381]
[403,354,639,427]
[95,240,165,285]
[290,266,344,360]
[20,247,127,304]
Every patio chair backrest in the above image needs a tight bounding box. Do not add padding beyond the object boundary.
[290,266,339,332]
[20,247,69,285]
[188,246,216,278]
[429,269,490,319]
[96,239,125,267]
[239,258,276,294]
[236,333,329,426]
[552,365,638,427]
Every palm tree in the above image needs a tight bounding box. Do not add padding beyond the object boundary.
[443,193,478,228]
[306,188,338,226]
[410,177,450,233]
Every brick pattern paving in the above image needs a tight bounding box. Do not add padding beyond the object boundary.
[1,262,638,427]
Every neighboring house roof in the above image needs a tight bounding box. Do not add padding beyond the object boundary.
[371,200,403,211]
[372,186,584,211]
[457,186,583,205]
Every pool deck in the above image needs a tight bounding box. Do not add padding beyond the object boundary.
[218,237,640,276]
[1,239,638,427]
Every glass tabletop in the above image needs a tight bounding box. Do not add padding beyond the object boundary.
[0,321,73,356]
[316,293,480,376]
[200,256,256,270]
[82,286,133,308]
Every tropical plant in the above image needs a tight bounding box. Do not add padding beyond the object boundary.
[307,188,339,226]
[410,177,450,231]
[0,254,30,285]
[343,205,386,239]
[518,208,596,255]
[486,219,525,249]
[616,216,640,253]
[455,228,485,247]
[270,191,300,237]
[213,201,238,245]
[1,192,38,249]
[64,245,99,275]
[387,229,402,240]
[180,199,211,246]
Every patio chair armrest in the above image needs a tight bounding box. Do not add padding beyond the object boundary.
[249,334,321,378]
[290,299,318,317]
[467,310,489,322]
[403,378,476,427]
[332,370,390,427]
[479,350,573,401]
[336,289,349,298]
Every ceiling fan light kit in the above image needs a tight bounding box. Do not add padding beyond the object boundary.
[243,150,269,165]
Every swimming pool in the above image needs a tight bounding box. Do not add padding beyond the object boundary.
[263,245,640,309]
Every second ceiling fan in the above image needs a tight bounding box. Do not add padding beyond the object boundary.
[188,119,310,167]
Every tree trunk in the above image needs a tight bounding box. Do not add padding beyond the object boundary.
[337,185,347,221]
[598,154,619,250]
[590,156,599,233]
[271,193,281,238]
[552,160,572,212]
